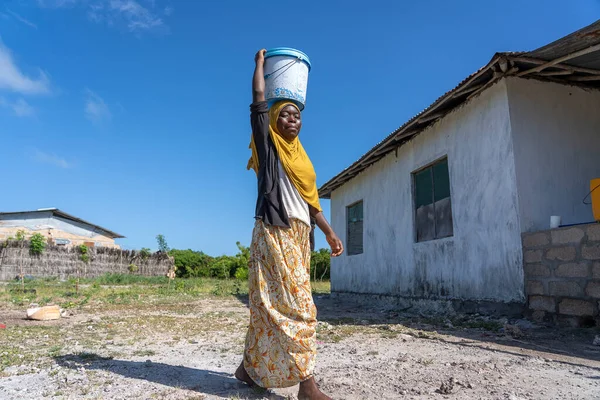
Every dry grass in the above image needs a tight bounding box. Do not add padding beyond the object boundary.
[0,275,331,373]
[0,275,331,311]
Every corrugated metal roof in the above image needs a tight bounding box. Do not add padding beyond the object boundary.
[319,20,600,199]
[526,20,600,70]
[0,208,125,239]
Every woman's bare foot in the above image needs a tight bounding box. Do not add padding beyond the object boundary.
[234,362,256,387]
[298,377,331,400]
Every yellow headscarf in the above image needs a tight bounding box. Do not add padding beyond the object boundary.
[247,101,322,212]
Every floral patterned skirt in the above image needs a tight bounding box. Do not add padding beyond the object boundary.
[243,218,317,389]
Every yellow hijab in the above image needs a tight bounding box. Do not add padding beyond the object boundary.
[247,101,322,212]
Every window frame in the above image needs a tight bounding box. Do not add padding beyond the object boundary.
[412,156,453,243]
[346,200,364,256]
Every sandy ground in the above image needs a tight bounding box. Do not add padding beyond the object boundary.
[1,295,599,400]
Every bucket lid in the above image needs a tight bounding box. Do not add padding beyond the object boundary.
[265,47,311,71]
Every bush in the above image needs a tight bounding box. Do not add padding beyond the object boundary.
[78,245,90,263]
[310,249,331,281]
[234,266,249,280]
[170,242,251,280]
[29,233,46,256]
[140,248,152,260]
[169,249,213,278]
[229,242,250,279]
[154,241,330,282]
[209,256,235,279]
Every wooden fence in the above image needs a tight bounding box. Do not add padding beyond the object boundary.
[0,241,173,281]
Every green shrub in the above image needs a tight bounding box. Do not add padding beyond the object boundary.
[78,245,89,263]
[209,257,234,279]
[140,248,152,260]
[234,266,249,280]
[29,233,46,255]
[310,249,331,281]
[169,249,213,278]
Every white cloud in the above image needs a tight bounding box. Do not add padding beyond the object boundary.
[12,98,35,117]
[0,39,50,95]
[38,0,169,33]
[6,9,38,29]
[0,97,36,117]
[108,0,164,32]
[84,89,111,123]
[36,0,79,8]
[33,149,71,169]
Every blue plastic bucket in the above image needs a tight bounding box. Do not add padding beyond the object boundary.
[264,47,312,110]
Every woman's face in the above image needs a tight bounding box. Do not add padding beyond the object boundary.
[276,105,302,140]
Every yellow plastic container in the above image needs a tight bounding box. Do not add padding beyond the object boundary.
[592,178,600,222]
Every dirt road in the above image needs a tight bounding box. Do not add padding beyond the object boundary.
[1,295,599,399]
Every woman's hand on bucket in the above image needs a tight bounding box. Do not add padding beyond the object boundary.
[327,233,344,257]
[253,49,266,102]
[255,49,266,65]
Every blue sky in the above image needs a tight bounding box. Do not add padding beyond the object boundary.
[0,1,598,255]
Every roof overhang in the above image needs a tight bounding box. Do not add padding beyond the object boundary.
[0,208,125,239]
[319,19,600,199]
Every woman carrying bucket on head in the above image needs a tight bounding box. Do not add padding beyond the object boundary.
[235,49,343,400]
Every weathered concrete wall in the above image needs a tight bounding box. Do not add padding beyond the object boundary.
[330,80,525,303]
[0,212,119,248]
[0,241,173,281]
[507,78,600,231]
[523,223,600,326]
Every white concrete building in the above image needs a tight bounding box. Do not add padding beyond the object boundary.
[0,208,124,248]
[319,21,600,307]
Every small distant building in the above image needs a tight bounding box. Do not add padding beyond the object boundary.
[0,208,124,249]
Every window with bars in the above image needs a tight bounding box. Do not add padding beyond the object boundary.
[346,201,363,255]
[413,158,453,242]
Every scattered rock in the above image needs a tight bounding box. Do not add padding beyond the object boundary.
[317,321,333,331]
[27,305,60,321]
[513,319,537,330]
[436,377,455,394]
[593,335,600,346]
[456,380,474,389]
[504,324,524,338]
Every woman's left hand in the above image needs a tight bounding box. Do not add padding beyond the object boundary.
[326,233,344,257]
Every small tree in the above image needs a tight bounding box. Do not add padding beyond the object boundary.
[77,245,89,295]
[156,234,170,253]
[29,233,46,256]
[232,241,250,280]
[140,248,152,260]
[15,230,26,241]
[310,248,331,281]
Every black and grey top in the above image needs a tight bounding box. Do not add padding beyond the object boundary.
[250,101,316,247]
